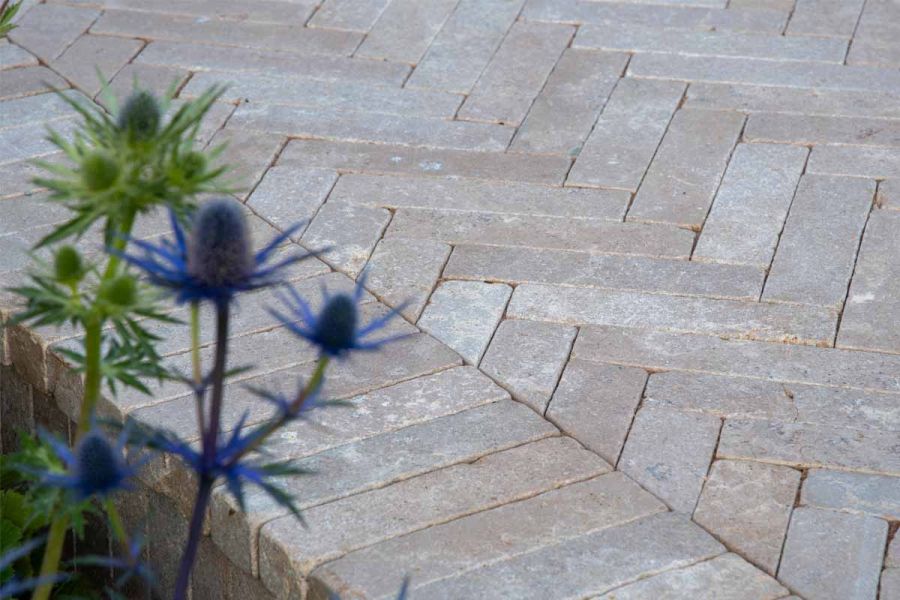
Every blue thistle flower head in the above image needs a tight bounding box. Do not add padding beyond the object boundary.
[269,274,407,358]
[42,428,137,500]
[118,199,311,305]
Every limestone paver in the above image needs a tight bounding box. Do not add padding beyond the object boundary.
[801,470,900,520]
[479,319,576,412]
[594,553,787,600]
[618,407,721,513]
[567,77,685,190]
[308,474,668,599]
[259,437,607,586]
[627,107,744,228]
[838,210,900,353]
[693,460,799,575]
[778,507,888,600]
[444,244,766,299]
[763,175,873,308]
[278,139,571,185]
[694,143,808,268]
[3,1,900,597]
[546,359,647,465]
[417,280,511,365]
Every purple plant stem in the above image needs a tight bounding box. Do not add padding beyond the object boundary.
[172,300,230,600]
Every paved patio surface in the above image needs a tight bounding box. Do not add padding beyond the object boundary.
[1,0,899,598]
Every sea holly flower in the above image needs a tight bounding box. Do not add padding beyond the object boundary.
[0,537,67,598]
[119,199,311,305]
[270,275,407,358]
[116,90,161,144]
[41,429,139,500]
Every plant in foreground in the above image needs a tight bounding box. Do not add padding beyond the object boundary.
[0,0,21,38]
[5,81,229,600]
[4,81,411,599]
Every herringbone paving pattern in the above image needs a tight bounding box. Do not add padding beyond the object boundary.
[1,0,899,598]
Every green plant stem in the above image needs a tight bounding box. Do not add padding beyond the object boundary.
[33,208,140,600]
[104,499,130,548]
[31,516,68,600]
[190,302,204,434]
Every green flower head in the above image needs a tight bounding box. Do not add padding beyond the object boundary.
[117,90,161,142]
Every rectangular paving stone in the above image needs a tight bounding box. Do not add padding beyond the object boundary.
[693,460,800,575]
[329,174,629,219]
[246,165,337,235]
[386,208,696,257]
[808,145,900,179]
[137,41,410,86]
[567,77,685,190]
[354,0,458,64]
[694,143,808,267]
[779,507,887,600]
[576,24,847,63]
[629,53,900,95]
[575,325,900,393]
[229,103,514,152]
[278,138,571,185]
[406,0,526,93]
[619,407,721,513]
[310,0,390,31]
[0,41,37,70]
[480,319,576,413]
[259,437,608,589]
[838,211,900,353]
[877,179,900,210]
[409,512,724,599]
[0,118,77,166]
[417,280,511,365]
[787,0,865,37]
[523,0,787,32]
[846,0,900,67]
[546,359,647,465]
[0,90,81,131]
[646,371,900,432]
[445,244,766,300]
[208,128,286,197]
[802,470,900,520]
[747,113,900,147]
[685,82,900,120]
[213,399,557,575]
[719,418,900,474]
[68,0,317,23]
[458,21,574,126]
[92,9,361,56]
[53,34,143,97]
[882,570,900,600]
[0,66,69,101]
[102,62,189,107]
[300,201,391,277]
[308,473,667,599]
[8,3,99,60]
[185,70,462,118]
[510,49,627,155]
[888,535,900,568]
[628,108,744,227]
[508,284,837,345]
[364,237,451,321]
[764,175,873,307]
[594,553,787,600]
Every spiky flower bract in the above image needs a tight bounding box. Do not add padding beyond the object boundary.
[41,429,138,500]
[270,274,406,358]
[119,200,310,306]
